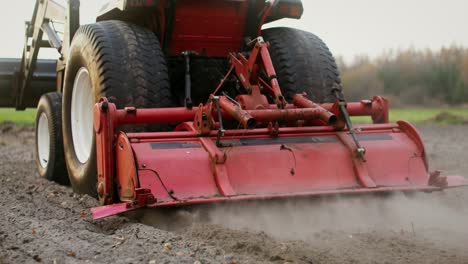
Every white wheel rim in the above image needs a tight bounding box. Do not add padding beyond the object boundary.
[37,112,50,168]
[71,67,94,164]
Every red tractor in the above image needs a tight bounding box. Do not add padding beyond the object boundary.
[0,0,466,218]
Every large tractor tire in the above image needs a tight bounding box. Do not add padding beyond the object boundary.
[262,27,342,103]
[62,21,175,197]
[35,92,69,185]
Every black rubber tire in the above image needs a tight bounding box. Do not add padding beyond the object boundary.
[62,21,175,197]
[35,92,69,185]
[262,27,342,103]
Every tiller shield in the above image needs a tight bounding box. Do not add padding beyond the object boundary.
[91,38,468,219]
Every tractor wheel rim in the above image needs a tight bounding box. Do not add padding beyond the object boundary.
[37,112,50,168]
[71,67,94,164]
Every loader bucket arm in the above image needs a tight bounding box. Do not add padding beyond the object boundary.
[7,0,79,110]
[0,59,56,108]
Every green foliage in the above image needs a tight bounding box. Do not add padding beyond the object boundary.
[352,108,468,124]
[0,108,36,124]
[341,46,468,106]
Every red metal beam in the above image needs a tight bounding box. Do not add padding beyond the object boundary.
[111,96,388,127]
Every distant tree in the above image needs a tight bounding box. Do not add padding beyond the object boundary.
[339,46,468,106]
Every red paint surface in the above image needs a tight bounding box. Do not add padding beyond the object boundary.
[169,0,250,57]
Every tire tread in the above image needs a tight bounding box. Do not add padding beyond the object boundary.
[262,27,342,103]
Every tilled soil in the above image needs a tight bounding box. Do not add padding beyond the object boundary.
[0,123,467,264]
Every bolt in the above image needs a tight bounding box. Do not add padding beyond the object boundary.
[146,195,156,204]
[101,102,108,111]
[97,182,104,197]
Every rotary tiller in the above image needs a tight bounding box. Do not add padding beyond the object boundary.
[91,38,468,219]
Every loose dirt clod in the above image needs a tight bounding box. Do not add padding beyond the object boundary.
[164,242,174,250]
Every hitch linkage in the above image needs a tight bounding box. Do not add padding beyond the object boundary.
[334,88,367,162]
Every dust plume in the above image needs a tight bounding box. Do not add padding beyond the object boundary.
[203,191,468,241]
[137,189,468,247]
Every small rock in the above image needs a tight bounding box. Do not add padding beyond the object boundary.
[33,255,42,262]
[163,242,173,250]
[194,261,202,264]
[224,254,237,263]
[280,243,288,252]
[269,255,284,261]
[205,246,219,256]
[115,236,125,241]
[148,260,156,264]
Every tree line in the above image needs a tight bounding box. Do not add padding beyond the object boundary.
[337,46,468,106]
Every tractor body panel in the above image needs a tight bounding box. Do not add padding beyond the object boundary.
[98,0,303,57]
[168,0,250,57]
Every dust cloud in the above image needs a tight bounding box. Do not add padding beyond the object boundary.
[203,192,468,240]
[137,190,468,246]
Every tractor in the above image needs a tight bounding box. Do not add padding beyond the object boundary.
[0,0,466,219]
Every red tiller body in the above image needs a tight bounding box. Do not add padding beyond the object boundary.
[91,97,468,219]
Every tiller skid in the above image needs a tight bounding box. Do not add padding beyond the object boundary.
[91,38,468,219]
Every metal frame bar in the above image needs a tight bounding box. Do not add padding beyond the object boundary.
[15,0,79,110]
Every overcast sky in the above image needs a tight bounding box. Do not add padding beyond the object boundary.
[1,0,467,62]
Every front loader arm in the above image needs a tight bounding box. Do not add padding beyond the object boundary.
[14,0,79,110]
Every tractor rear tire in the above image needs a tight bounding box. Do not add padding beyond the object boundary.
[62,21,175,197]
[35,92,69,185]
[262,27,342,103]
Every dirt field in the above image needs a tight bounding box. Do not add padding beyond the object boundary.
[0,123,467,264]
